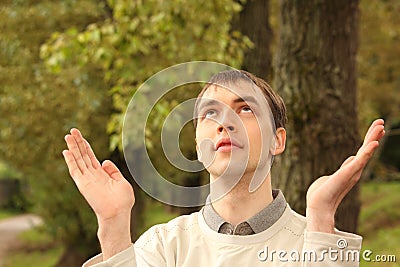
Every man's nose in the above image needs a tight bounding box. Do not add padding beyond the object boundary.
[216,110,237,133]
[217,125,235,133]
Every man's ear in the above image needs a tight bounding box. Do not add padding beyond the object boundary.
[272,127,286,156]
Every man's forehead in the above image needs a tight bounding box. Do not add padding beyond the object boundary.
[200,82,266,105]
[203,80,253,94]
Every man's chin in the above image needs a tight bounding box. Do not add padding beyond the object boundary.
[207,161,248,178]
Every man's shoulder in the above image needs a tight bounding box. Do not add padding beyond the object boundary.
[161,210,200,232]
[287,205,306,223]
[136,210,201,247]
[283,204,307,234]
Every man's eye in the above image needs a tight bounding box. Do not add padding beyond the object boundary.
[240,106,253,113]
[204,109,216,118]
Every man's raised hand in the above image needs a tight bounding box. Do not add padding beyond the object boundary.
[62,128,135,222]
[306,119,385,233]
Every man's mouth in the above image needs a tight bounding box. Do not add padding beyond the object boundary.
[215,138,242,152]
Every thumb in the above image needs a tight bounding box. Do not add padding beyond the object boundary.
[102,160,124,181]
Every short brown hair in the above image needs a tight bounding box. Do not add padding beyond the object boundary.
[193,70,287,130]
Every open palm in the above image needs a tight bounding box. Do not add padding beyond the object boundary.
[62,128,135,221]
[306,119,385,230]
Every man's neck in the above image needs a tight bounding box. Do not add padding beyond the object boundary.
[210,173,273,226]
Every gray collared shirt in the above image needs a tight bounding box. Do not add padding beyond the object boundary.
[202,189,286,235]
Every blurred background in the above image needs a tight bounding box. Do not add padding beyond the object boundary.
[0,0,399,266]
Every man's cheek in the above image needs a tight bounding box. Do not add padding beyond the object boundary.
[197,138,215,168]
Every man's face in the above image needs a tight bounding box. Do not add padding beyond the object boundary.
[195,79,276,182]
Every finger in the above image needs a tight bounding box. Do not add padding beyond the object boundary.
[330,158,369,206]
[65,134,87,173]
[361,140,379,163]
[62,150,82,180]
[333,164,366,211]
[327,141,379,210]
[84,140,102,169]
[364,119,384,140]
[358,126,384,158]
[364,119,384,145]
[364,125,384,145]
[102,160,125,181]
[70,128,92,168]
[343,141,379,178]
[378,129,386,141]
[340,156,355,168]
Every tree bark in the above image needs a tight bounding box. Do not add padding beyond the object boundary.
[273,0,360,232]
[233,0,273,80]
[56,246,94,267]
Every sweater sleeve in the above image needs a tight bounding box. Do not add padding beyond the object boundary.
[82,245,136,267]
[302,230,362,267]
[81,225,167,267]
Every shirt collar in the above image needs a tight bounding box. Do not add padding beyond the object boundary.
[202,189,287,234]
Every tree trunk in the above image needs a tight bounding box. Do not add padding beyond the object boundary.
[233,0,273,80]
[273,0,360,232]
[56,246,94,267]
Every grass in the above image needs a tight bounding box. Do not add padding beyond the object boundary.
[0,209,20,220]
[359,181,400,267]
[3,228,64,267]
[3,246,63,267]
[17,227,56,247]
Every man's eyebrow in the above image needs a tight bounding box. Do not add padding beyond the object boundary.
[197,96,259,111]
[233,96,258,105]
[197,99,220,111]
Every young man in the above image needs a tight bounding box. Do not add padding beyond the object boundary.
[63,70,385,266]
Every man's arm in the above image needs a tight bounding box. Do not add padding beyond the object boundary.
[305,118,385,233]
[63,129,134,261]
[302,119,385,266]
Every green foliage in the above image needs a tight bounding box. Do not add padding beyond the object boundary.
[0,161,21,179]
[4,246,63,267]
[1,0,250,262]
[359,182,400,234]
[40,0,251,228]
[4,228,63,267]
[41,0,251,151]
[0,209,20,220]
[0,0,110,259]
[357,0,400,182]
[359,182,400,267]
[358,0,400,130]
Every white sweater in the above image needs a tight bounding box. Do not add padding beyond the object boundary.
[84,205,362,266]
